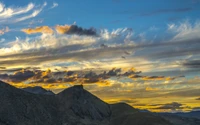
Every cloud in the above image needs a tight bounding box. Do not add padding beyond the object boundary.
[166,88,200,97]
[130,75,182,81]
[22,26,54,34]
[0,27,134,58]
[182,60,200,69]
[0,67,40,73]
[168,20,200,41]
[51,2,58,9]
[140,8,192,16]
[153,102,183,111]
[0,2,34,18]
[0,26,9,35]
[145,86,159,91]
[192,107,200,111]
[0,2,46,23]
[55,25,97,36]
[14,2,47,23]
[0,69,35,83]
[0,23,199,78]
[0,66,183,89]
[196,97,200,100]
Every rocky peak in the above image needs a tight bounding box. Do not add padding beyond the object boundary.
[57,85,111,121]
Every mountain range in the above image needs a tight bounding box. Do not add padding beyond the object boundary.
[0,81,200,125]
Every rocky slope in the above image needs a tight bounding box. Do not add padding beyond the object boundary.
[22,86,54,95]
[0,81,199,125]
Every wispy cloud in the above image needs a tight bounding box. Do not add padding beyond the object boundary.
[0,2,34,18]
[50,2,58,9]
[168,20,200,40]
[0,26,9,35]
[0,2,47,23]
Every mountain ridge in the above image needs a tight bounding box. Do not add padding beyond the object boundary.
[0,81,200,125]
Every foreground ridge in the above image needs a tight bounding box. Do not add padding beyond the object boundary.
[0,81,199,125]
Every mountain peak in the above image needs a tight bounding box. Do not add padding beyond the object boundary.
[57,84,111,120]
[73,84,83,89]
[68,84,84,92]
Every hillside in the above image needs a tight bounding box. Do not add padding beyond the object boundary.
[0,81,199,125]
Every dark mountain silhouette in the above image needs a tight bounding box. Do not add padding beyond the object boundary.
[0,80,200,125]
[22,86,54,95]
[174,111,200,119]
[160,111,200,120]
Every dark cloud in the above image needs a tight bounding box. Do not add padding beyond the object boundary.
[142,47,200,60]
[142,76,165,80]
[153,102,183,111]
[129,75,143,79]
[129,75,181,81]
[107,68,121,76]
[196,97,200,100]
[100,44,108,48]
[56,25,97,36]
[0,67,6,69]
[83,71,101,83]
[122,69,142,76]
[66,25,97,36]
[10,70,35,83]
[0,66,186,87]
[0,74,8,80]
[183,60,200,68]
[140,8,192,16]
[192,107,200,110]
[0,70,35,83]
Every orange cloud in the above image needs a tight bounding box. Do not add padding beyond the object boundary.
[142,76,176,81]
[22,26,54,34]
[55,25,71,34]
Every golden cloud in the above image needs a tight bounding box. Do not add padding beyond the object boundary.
[55,25,71,34]
[22,26,54,34]
[145,86,159,91]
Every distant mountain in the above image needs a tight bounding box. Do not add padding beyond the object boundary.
[0,80,200,125]
[174,111,200,119]
[22,86,54,95]
[159,113,200,125]
[160,111,200,120]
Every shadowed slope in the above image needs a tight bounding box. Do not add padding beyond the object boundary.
[110,103,172,125]
[57,85,111,121]
[22,86,54,95]
[0,81,59,125]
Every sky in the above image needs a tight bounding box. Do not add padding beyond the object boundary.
[0,0,200,112]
